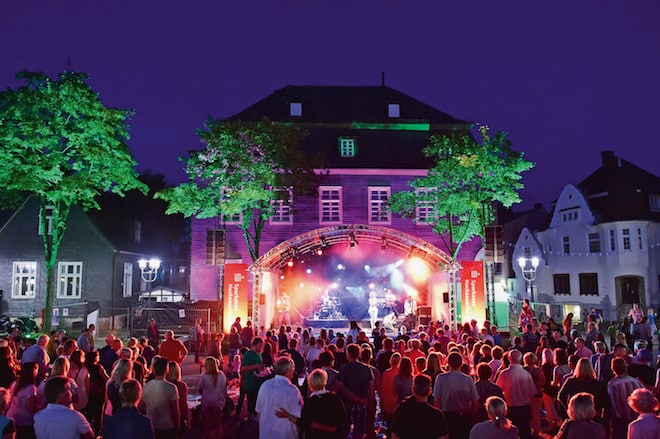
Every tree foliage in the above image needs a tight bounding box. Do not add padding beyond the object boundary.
[157,118,324,261]
[0,71,147,331]
[389,126,534,258]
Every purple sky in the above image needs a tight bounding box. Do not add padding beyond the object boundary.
[3,2,659,210]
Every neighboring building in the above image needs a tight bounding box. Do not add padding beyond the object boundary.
[0,189,187,332]
[189,85,484,329]
[512,151,660,322]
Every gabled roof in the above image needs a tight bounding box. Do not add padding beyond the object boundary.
[229,85,473,169]
[576,151,660,222]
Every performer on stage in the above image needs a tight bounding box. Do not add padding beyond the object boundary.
[368,291,379,329]
[404,295,417,316]
[383,308,398,333]
[277,292,291,327]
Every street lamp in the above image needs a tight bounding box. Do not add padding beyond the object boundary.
[517,256,540,302]
[138,258,161,283]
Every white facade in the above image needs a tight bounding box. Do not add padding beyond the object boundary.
[512,184,660,321]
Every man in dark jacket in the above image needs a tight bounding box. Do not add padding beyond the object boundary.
[103,379,155,439]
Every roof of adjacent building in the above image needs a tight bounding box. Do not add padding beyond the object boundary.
[229,85,473,169]
[577,151,660,222]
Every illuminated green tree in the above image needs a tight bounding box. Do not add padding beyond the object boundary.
[389,126,534,259]
[156,118,323,261]
[0,71,147,331]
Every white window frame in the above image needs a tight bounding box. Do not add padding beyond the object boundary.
[38,205,55,236]
[11,261,37,299]
[588,232,601,254]
[339,138,356,157]
[270,187,293,225]
[123,262,133,298]
[56,262,83,299]
[415,188,436,224]
[368,187,391,224]
[290,102,302,117]
[388,103,400,118]
[319,186,342,225]
[649,194,660,212]
[562,236,570,255]
[622,228,631,251]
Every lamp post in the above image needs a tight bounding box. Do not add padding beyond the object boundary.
[138,258,161,283]
[517,256,540,302]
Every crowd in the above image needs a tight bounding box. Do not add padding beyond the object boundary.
[1,303,660,439]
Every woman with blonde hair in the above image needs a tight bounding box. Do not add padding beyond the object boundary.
[167,361,189,437]
[558,358,607,419]
[106,358,133,416]
[199,356,227,439]
[555,393,606,438]
[469,396,518,438]
[627,388,660,438]
[37,357,79,409]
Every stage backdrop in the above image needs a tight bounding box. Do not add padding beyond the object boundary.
[460,260,486,324]
[223,263,249,333]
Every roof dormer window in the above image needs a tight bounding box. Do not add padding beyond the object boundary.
[388,103,400,118]
[290,102,302,117]
[339,137,356,157]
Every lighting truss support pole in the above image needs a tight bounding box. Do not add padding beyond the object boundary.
[448,262,460,330]
[251,271,261,329]
[485,261,496,324]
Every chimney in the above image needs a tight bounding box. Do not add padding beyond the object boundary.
[601,150,616,166]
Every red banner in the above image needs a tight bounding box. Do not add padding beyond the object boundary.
[223,263,249,333]
[461,260,486,324]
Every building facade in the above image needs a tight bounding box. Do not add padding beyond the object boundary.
[511,151,660,322]
[189,85,484,330]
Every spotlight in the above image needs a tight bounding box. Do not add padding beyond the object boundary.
[287,260,294,267]
[316,248,323,256]
[337,264,344,270]
[320,237,328,248]
[381,236,388,250]
[364,265,371,272]
[349,233,357,247]
[306,268,312,274]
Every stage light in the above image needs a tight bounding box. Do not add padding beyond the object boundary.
[280,274,285,280]
[349,233,357,247]
[407,257,430,284]
[369,282,375,290]
[306,268,312,274]
[381,236,388,250]
[364,264,371,272]
[287,260,294,267]
[316,248,323,256]
[337,264,344,270]
[299,283,305,288]
[320,237,328,248]
[330,282,339,289]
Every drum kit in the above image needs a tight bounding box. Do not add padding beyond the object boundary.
[313,291,345,320]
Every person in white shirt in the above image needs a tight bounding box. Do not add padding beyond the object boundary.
[256,356,303,439]
[33,376,94,439]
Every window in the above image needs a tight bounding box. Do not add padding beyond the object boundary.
[638,228,643,250]
[388,103,400,118]
[579,273,599,296]
[270,187,293,225]
[56,262,82,299]
[38,205,55,235]
[588,232,601,253]
[290,102,302,116]
[553,274,571,295]
[561,208,579,222]
[12,261,37,298]
[206,229,225,265]
[609,229,616,252]
[562,236,570,255]
[338,138,356,157]
[319,187,342,224]
[368,187,390,224]
[649,194,660,212]
[623,228,631,251]
[123,262,133,298]
[415,188,436,224]
[134,220,141,244]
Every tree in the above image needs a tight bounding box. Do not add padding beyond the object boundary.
[389,126,533,327]
[389,126,534,259]
[0,71,147,331]
[156,117,324,261]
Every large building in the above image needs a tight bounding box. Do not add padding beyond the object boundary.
[511,151,660,322]
[189,84,485,331]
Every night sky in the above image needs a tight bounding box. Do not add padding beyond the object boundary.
[2,2,659,209]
